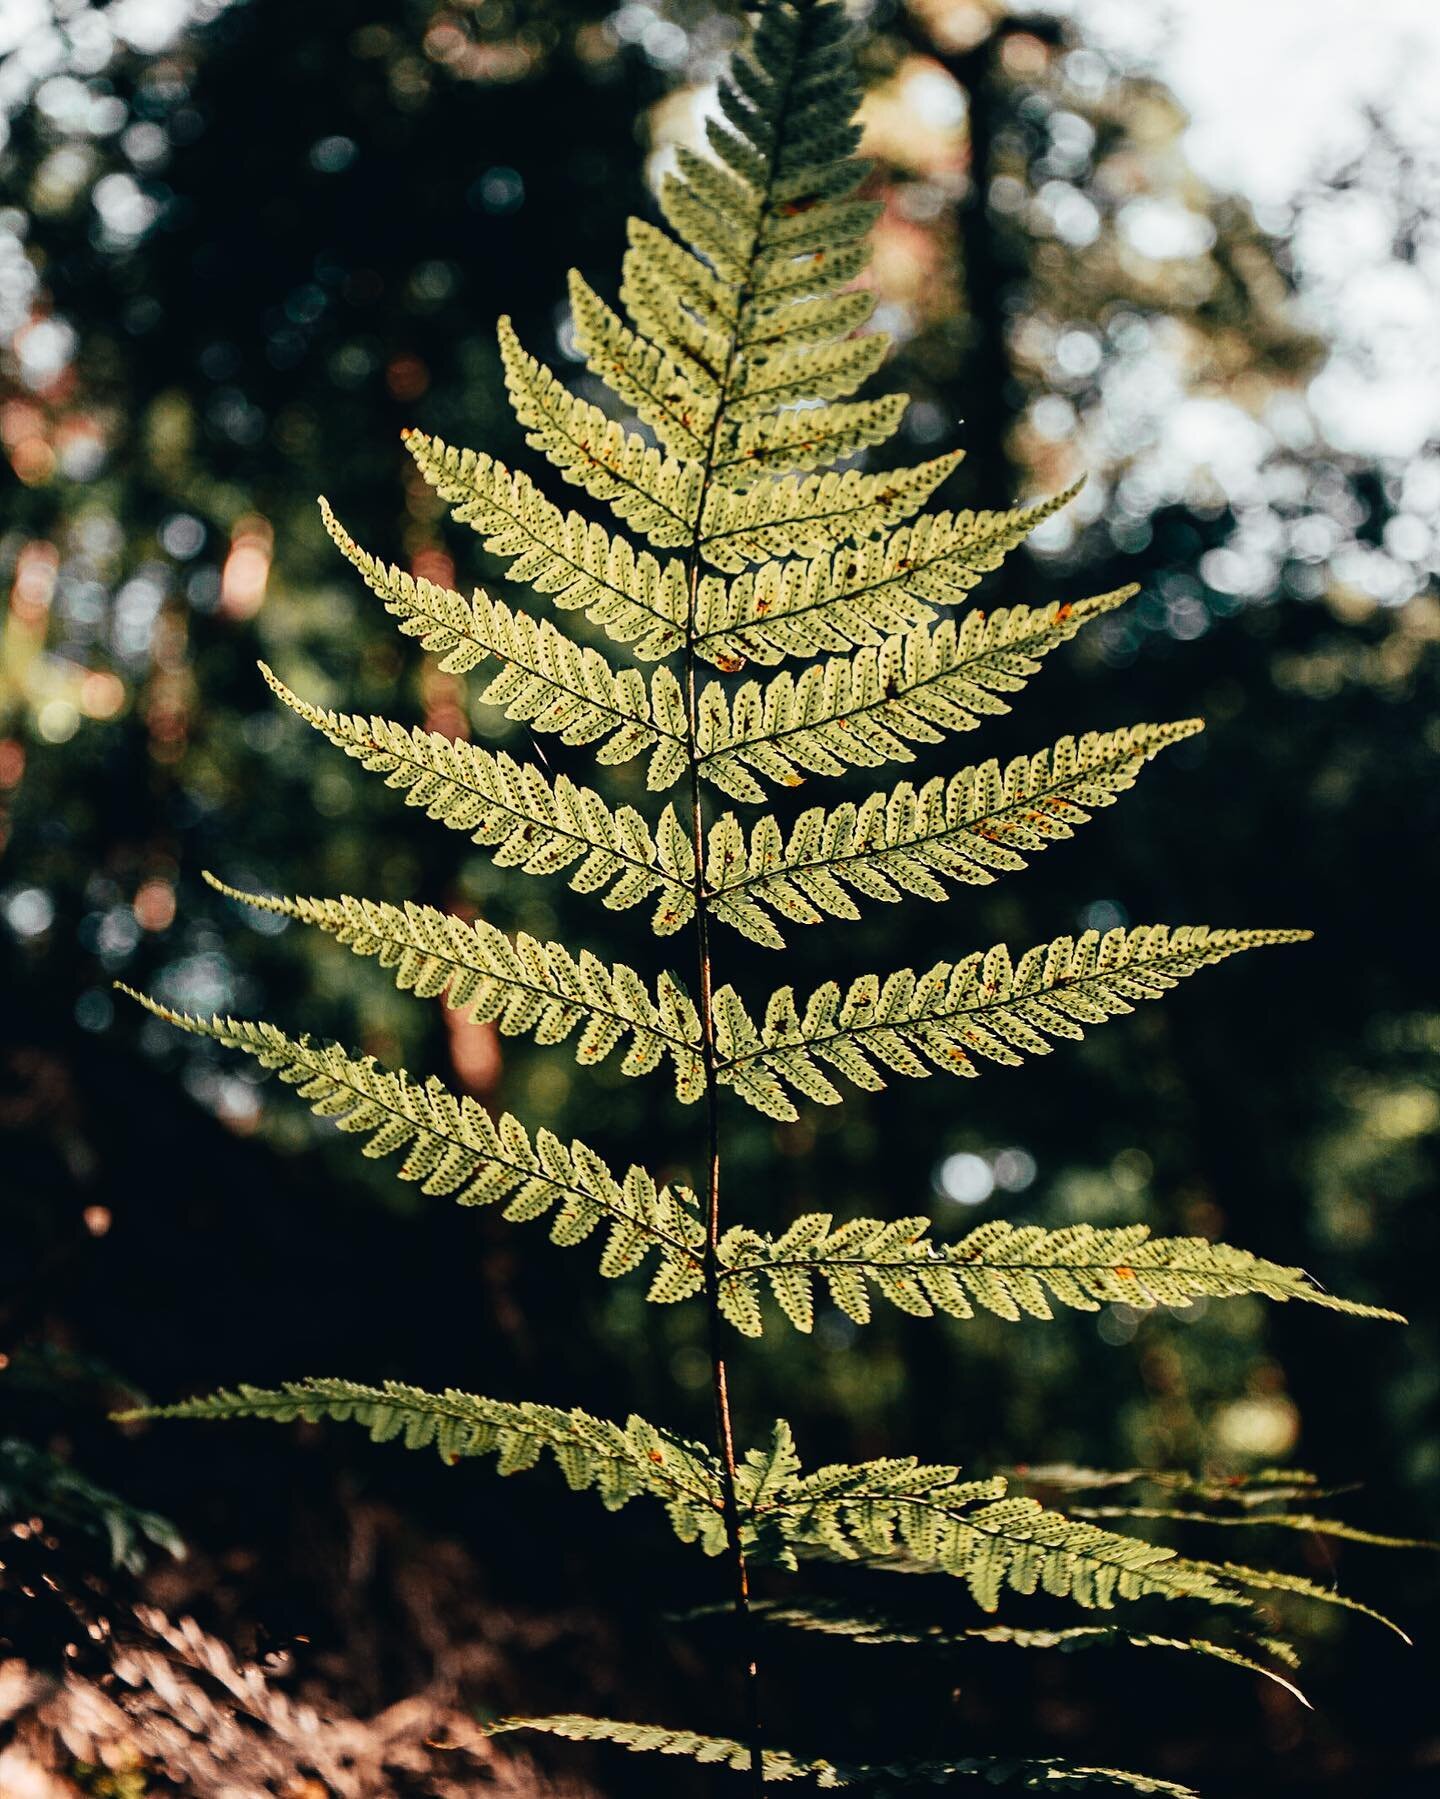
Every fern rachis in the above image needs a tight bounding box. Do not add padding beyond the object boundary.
[117,2,1418,1792]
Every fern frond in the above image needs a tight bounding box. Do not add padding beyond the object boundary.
[712,925,1311,1121]
[403,430,689,659]
[493,1715,823,1783]
[693,487,1088,668]
[712,393,908,482]
[693,592,1135,802]
[320,499,689,786]
[742,285,876,353]
[1204,1561,1413,1643]
[727,333,892,420]
[568,0,908,498]
[1006,1466,1334,1503]
[712,1216,1401,1336]
[749,1461,1241,1612]
[620,216,736,373]
[1069,1506,1432,1550]
[751,1604,1308,1706]
[706,721,1201,946]
[490,1715,1199,1793]
[498,316,703,545]
[696,452,963,574]
[200,878,705,1102]
[118,1378,723,1542]
[260,666,696,936]
[568,269,716,463]
[114,989,704,1300]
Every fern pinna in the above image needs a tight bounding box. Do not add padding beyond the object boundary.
[119,3,1420,1792]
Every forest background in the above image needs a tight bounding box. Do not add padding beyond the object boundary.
[2,0,1437,1791]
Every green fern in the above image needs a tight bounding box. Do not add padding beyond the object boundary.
[115,988,706,1299]
[120,1377,726,1547]
[490,1715,1201,1794]
[115,0,1419,1791]
[709,925,1313,1121]
[713,1217,1402,1335]
[199,876,706,1099]
[705,720,1204,946]
[745,1603,1308,1708]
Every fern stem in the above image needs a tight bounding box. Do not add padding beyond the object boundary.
[674,9,829,1780]
[681,258,768,1799]
[685,603,766,1795]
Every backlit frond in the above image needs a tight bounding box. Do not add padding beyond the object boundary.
[751,1605,1309,1707]
[619,217,735,366]
[115,0,1410,1784]
[705,721,1202,947]
[498,316,703,545]
[1203,1562,1412,1642]
[713,1216,1401,1336]
[201,878,705,1102]
[696,451,963,574]
[751,1459,1241,1612]
[1068,1505,1431,1551]
[119,1379,722,1542]
[403,430,689,659]
[692,591,1135,802]
[568,269,715,463]
[260,665,695,935]
[693,486,1087,667]
[114,990,704,1299]
[490,1716,1199,1793]
[320,499,689,785]
[712,925,1310,1121]
[713,392,907,481]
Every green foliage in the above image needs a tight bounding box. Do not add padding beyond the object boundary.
[704,720,1204,946]
[490,1715,1201,1794]
[115,987,706,1300]
[116,0,1418,1789]
[709,925,1313,1121]
[713,1217,1403,1335]
[200,875,707,1097]
[750,1602,1309,1706]
[119,1378,725,1546]
[0,1436,184,1575]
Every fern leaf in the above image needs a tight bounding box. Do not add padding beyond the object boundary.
[726,334,891,420]
[200,878,706,1102]
[694,485,1087,668]
[1005,1466,1336,1504]
[118,1378,723,1538]
[694,590,1136,802]
[1204,1561,1413,1643]
[403,430,689,659]
[114,989,705,1301]
[320,499,689,785]
[493,1715,823,1781]
[714,393,907,482]
[490,1715,1200,1793]
[713,1216,1401,1336]
[619,216,735,375]
[259,665,695,936]
[751,1604,1308,1707]
[742,285,876,353]
[750,1457,1241,1611]
[712,924,1311,1121]
[585,0,910,495]
[568,269,716,463]
[1068,1506,1431,1550]
[696,452,963,574]
[498,316,703,544]
[706,721,1201,945]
